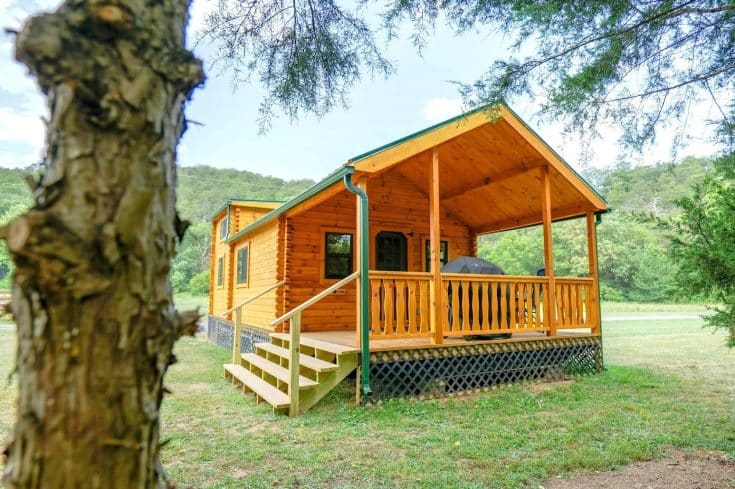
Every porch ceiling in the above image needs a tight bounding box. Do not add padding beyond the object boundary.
[351,105,607,234]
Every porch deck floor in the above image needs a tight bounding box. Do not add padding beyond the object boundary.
[302,329,595,352]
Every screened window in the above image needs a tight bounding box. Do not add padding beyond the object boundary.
[217,256,224,286]
[425,240,448,272]
[325,232,353,279]
[236,246,249,284]
[219,217,229,240]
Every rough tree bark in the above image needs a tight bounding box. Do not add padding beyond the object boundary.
[0,0,203,487]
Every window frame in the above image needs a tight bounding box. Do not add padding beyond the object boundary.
[216,256,224,287]
[219,216,229,241]
[375,231,408,272]
[323,230,354,280]
[235,244,250,287]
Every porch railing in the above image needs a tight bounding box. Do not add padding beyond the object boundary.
[368,271,598,340]
[440,274,550,336]
[368,271,432,339]
[554,277,596,329]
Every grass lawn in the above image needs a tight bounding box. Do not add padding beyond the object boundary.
[1,307,733,488]
[601,302,710,313]
[173,293,209,312]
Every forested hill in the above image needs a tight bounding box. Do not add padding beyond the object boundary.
[176,165,315,221]
[589,156,713,214]
[0,157,714,300]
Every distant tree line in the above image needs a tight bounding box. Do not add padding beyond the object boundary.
[0,157,711,302]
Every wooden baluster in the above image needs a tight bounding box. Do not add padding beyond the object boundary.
[384,280,394,335]
[408,280,417,334]
[396,280,406,335]
[481,282,491,330]
[451,280,460,333]
[577,283,584,325]
[499,282,507,330]
[461,280,470,332]
[568,284,575,326]
[370,279,381,336]
[421,280,430,334]
[518,282,526,329]
[491,281,499,331]
[288,312,301,417]
[471,281,480,333]
[534,283,541,329]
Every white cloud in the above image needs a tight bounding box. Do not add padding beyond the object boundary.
[423,97,464,123]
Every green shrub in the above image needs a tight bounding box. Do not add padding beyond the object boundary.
[188,271,209,295]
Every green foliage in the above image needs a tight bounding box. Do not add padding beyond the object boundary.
[655,155,735,345]
[199,1,393,130]
[0,168,34,290]
[477,157,713,303]
[188,271,210,296]
[201,0,734,149]
[0,166,313,294]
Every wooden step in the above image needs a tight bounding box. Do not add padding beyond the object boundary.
[254,343,339,373]
[241,353,318,389]
[270,333,359,356]
[223,364,290,409]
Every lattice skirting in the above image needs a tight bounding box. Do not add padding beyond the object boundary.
[365,336,602,402]
[206,315,271,354]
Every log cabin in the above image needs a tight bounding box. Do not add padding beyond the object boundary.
[207,103,608,415]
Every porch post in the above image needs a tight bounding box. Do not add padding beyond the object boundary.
[355,175,368,348]
[541,166,557,336]
[429,147,443,344]
[586,212,601,335]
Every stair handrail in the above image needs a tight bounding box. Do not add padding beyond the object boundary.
[270,271,359,416]
[228,280,285,365]
[225,280,285,315]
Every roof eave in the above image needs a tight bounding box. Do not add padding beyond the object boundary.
[225,166,354,244]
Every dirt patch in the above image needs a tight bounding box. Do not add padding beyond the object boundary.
[543,449,735,488]
[527,379,575,394]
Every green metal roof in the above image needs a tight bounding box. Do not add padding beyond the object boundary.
[225,166,354,244]
[208,198,287,222]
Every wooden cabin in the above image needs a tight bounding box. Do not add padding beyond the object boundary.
[208,104,608,415]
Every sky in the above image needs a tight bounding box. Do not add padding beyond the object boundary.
[0,0,721,182]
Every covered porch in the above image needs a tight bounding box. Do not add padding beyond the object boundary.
[343,105,607,348]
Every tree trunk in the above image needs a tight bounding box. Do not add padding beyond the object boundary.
[1,1,203,487]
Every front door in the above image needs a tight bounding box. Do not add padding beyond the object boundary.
[375,231,408,271]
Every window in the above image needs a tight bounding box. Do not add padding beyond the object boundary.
[425,240,448,272]
[219,217,229,240]
[376,232,407,271]
[216,256,224,286]
[324,232,353,279]
[236,246,249,284]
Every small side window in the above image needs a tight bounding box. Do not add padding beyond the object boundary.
[219,217,229,240]
[217,256,224,286]
[425,240,448,272]
[324,233,353,279]
[236,246,249,284]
